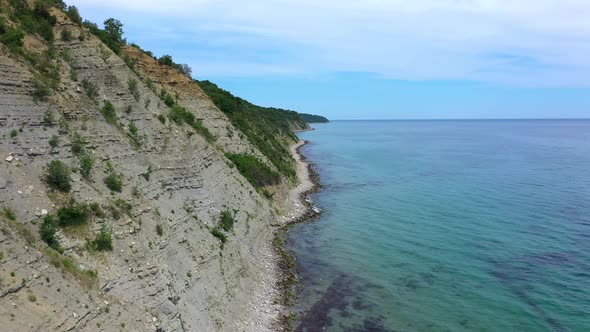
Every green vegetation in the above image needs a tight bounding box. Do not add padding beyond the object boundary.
[197,80,305,179]
[44,249,98,288]
[43,109,54,125]
[156,224,163,236]
[160,90,175,107]
[89,202,105,218]
[168,106,194,124]
[168,106,215,142]
[157,54,192,76]
[88,226,112,251]
[71,132,85,155]
[128,121,140,144]
[79,152,95,179]
[44,160,71,192]
[60,28,72,41]
[219,210,235,232]
[100,100,118,126]
[65,5,82,25]
[10,129,17,138]
[211,228,227,243]
[2,207,17,221]
[128,78,140,101]
[4,0,60,44]
[114,199,132,215]
[0,16,25,54]
[56,201,90,227]
[49,135,59,150]
[81,79,99,101]
[225,153,280,188]
[31,76,51,102]
[104,172,123,192]
[83,18,125,54]
[40,215,61,251]
[299,113,329,123]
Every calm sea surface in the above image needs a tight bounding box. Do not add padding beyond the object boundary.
[287,120,590,332]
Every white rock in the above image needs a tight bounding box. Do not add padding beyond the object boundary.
[73,312,77,318]
[5,155,13,162]
[41,209,48,215]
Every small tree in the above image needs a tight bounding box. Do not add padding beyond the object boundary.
[40,215,61,251]
[44,160,71,192]
[180,64,192,76]
[79,152,95,179]
[49,135,59,150]
[71,132,85,155]
[91,226,113,251]
[65,6,82,25]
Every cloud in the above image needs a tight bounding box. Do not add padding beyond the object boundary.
[71,0,590,87]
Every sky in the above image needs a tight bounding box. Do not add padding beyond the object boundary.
[69,0,590,119]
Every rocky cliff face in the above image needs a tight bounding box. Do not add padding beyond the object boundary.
[0,4,300,331]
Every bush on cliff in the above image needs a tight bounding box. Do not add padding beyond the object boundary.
[225,153,280,188]
[44,160,71,192]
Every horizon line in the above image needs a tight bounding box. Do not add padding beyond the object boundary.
[321,117,590,122]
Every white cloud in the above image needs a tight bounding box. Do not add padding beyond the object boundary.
[71,0,590,87]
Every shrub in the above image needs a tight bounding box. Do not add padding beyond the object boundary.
[104,173,122,192]
[114,199,132,214]
[37,20,54,42]
[10,130,17,138]
[40,215,61,251]
[43,110,54,126]
[211,228,227,243]
[156,224,163,236]
[89,202,105,218]
[79,152,95,179]
[49,135,59,150]
[219,210,235,232]
[128,78,140,101]
[100,101,118,125]
[81,79,98,101]
[129,121,138,135]
[160,90,175,107]
[167,106,214,142]
[44,160,71,192]
[31,78,51,102]
[61,28,72,41]
[90,226,112,251]
[0,26,25,54]
[168,106,194,124]
[98,44,110,62]
[157,114,166,124]
[56,202,89,227]
[191,120,215,143]
[71,132,85,155]
[225,153,280,188]
[2,207,16,221]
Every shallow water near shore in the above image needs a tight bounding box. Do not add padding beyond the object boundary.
[286,120,590,332]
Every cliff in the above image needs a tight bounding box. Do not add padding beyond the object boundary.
[0,1,324,331]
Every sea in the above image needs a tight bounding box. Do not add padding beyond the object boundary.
[286,119,590,332]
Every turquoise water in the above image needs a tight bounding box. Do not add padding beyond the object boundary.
[287,120,590,332]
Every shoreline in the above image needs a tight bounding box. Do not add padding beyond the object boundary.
[275,139,323,329]
[239,139,321,332]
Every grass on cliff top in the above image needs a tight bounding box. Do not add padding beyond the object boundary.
[225,153,280,189]
[197,80,301,180]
